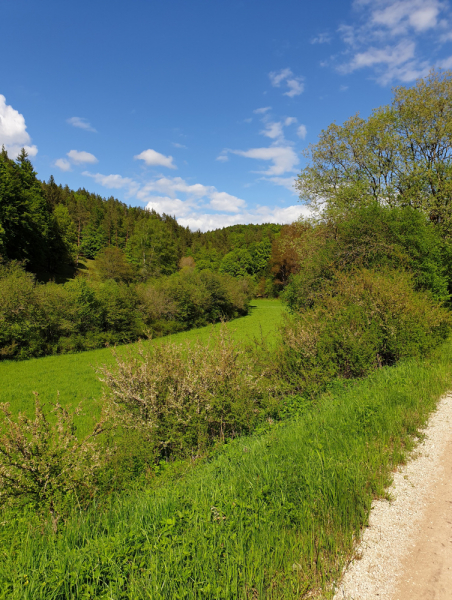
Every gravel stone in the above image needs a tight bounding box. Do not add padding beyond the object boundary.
[332,393,452,600]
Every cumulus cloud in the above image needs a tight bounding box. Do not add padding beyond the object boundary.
[216,154,229,162]
[55,158,71,172]
[260,121,285,140]
[136,175,247,214]
[145,196,192,217]
[82,171,140,197]
[67,117,97,132]
[0,94,38,158]
[336,0,452,84]
[297,125,307,139]
[209,191,246,212]
[177,203,310,232]
[268,68,304,97]
[67,149,98,164]
[231,146,299,176]
[134,148,176,169]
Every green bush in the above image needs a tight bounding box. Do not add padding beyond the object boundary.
[137,270,253,334]
[98,326,274,464]
[0,262,252,361]
[284,204,452,311]
[278,269,451,396]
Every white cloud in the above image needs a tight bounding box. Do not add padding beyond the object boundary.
[134,148,176,169]
[82,171,139,196]
[311,32,332,44]
[209,191,246,212]
[370,0,441,34]
[231,146,299,176]
[297,125,307,139]
[177,204,310,232]
[268,68,304,97]
[269,68,293,87]
[136,176,247,215]
[345,40,416,71]
[55,158,71,172]
[55,149,98,171]
[254,106,272,114]
[137,176,210,200]
[0,94,38,159]
[284,117,297,126]
[285,78,304,97]
[145,196,192,217]
[67,117,97,132]
[216,154,229,162]
[336,0,451,84]
[260,121,284,140]
[172,142,187,149]
[262,176,297,192]
[67,149,98,164]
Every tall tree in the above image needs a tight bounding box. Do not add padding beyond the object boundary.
[297,70,452,233]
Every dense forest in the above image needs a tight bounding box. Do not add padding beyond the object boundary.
[0,147,298,360]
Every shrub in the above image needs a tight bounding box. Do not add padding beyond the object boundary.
[278,269,452,396]
[98,326,271,461]
[284,204,451,311]
[0,395,108,529]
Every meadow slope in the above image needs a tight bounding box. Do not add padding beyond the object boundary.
[0,299,283,434]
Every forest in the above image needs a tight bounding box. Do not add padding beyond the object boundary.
[0,147,297,359]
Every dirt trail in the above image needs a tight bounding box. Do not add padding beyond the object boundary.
[393,436,452,600]
[333,394,452,600]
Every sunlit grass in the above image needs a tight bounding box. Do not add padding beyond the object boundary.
[2,337,451,598]
[0,299,284,434]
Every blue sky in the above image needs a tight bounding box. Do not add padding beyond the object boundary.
[2,0,452,231]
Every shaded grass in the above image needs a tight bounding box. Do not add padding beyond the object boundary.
[2,337,452,599]
[0,300,284,436]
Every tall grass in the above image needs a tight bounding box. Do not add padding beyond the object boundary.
[2,337,452,599]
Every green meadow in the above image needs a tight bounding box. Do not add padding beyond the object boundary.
[0,299,284,433]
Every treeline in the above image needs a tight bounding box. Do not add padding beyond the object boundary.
[0,261,252,360]
[0,149,288,286]
[0,147,297,360]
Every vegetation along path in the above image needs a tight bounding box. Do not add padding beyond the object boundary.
[333,393,452,600]
[0,299,283,433]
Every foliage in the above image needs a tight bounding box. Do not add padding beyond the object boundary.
[2,340,452,598]
[0,300,284,440]
[0,149,69,275]
[279,269,451,396]
[99,327,271,461]
[297,70,452,233]
[95,246,135,282]
[0,261,253,360]
[284,204,452,310]
[0,395,108,528]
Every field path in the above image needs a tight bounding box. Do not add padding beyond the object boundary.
[333,394,452,600]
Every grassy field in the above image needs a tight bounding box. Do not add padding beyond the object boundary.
[0,299,284,433]
[2,336,452,599]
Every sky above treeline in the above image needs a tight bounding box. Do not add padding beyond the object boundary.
[2,0,452,231]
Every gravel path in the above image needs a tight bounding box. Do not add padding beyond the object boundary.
[332,393,452,600]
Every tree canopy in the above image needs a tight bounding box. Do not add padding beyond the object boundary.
[296,70,452,234]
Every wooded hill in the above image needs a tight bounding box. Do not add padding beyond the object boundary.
[0,148,287,288]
